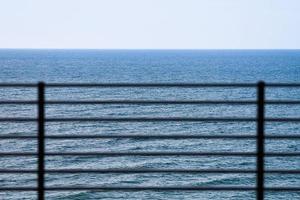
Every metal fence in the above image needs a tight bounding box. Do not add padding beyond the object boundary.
[0,82,300,200]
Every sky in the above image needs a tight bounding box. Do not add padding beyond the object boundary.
[0,0,300,49]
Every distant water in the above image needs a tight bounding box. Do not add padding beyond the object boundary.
[0,50,299,199]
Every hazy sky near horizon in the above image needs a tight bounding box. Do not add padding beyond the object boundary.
[0,0,300,49]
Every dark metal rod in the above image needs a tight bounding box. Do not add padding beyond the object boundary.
[43,152,300,156]
[45,186,300,191]
[43,117,258,122]
[0,169,257,173]
[257,81,265,200]
[265,83,300,87]
[265,100,300,104]
[1,169,300,174]
[0,135,258,139]
[0,100,37,104]
[0,152,255,156]
[1,117,300,123]
[37,82,45,200]
[0,82,299,87]
[0,100,257,104]
[0,186,256,191]
[1,152,300,157]
[1,100,300,105]
[0,118,37,122]
[0,83,37,87]
[1,186,300,191]
[2,134,300,140]
[45,83,258,87]
[44,100,257,105]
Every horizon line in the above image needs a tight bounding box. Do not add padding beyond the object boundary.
[1,48,300,51]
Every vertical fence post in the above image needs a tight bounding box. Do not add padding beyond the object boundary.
[257,81,265,200]
[38,82,45,200]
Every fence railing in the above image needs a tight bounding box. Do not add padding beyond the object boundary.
[0,82,300,200]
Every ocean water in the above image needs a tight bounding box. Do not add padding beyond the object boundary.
[0,49,300,199]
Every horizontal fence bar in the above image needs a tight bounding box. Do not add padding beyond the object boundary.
[0,186,300,191]
[1,135,300,140]
[0,100,257,105]
[265,100,300,104]
[0,83,37,87]
[1,169,300,174]
[1,117,300,123]
[0,152,299,156]
[45,83,258,87]
[0,118,255,122]
[0,101,37,105]
[0,118,37,122]
[0,169,257,173]
[265,83,300,87]
[0,118,260,122]
[0,186,256,191]
[0,135,256,139]
[1,100,300,105]
[0,82,299,87]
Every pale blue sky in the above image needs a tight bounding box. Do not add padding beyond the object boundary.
[0,0,300,49]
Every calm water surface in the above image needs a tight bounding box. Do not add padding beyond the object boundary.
[0,50,300,199]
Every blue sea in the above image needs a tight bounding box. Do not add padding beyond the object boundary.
[0,50,300,199]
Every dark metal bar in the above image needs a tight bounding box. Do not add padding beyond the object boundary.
[44,117,300,122]
[0,82,299,87]
[0,169,257,173]
[41,100,300,105]
[0,152,37,156]
[0,118,37,122]
[1,100,300,105]
[1,169,300,174]
[44,83,300,87]
[0,186,256,191]
[261,135,300,139]
[265,83,300,87]
[0,152,254,156]
[0,83,37,87]
[1,152,300,157]
[45,152,257,156]
[0,135,38,139]
[37,82,45,200]
[31,134,300,140]
[1,117,300,123]
[39,169,300,174]
[1,186,300,192]
[0,100,37,104]
[0,135,257,139]
[0,117,255,123]
[44,117,257,122]
[45,186,300,191]
[0,100,256,105]
[2,134,300,140]
[44,152,300,156]
[265,100,300,104]
[45,100,257,105]
[265,118,300,122]
[45,83,257,87]
[0,135,256,139]
[45,83,300,87]
[257,81,265,200]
